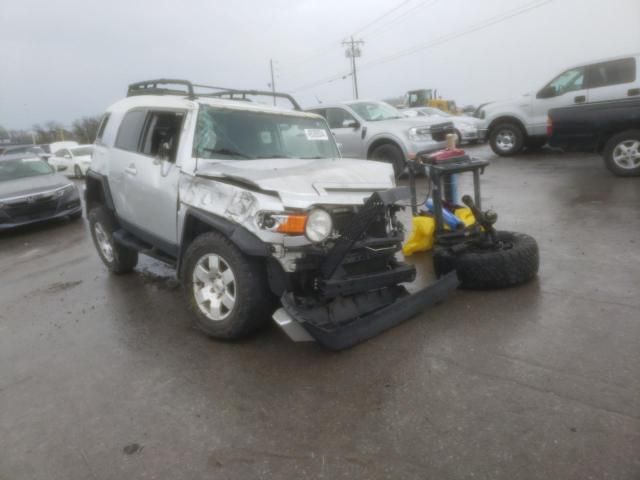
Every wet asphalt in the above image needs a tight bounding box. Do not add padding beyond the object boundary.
[1,144,639,480]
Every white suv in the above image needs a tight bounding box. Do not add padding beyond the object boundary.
[85,80,457,350]
[477,54,640,155]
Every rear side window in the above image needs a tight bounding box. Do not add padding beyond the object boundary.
[95,113,111,144]
[115,110,146,152]
[587,58,636,88]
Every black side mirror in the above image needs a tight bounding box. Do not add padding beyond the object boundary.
[537,85,556,99]
[158,141,172,161]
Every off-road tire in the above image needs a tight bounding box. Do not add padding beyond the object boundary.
[433,231,539,289]
[370,143,404,178]
[603,130,640,177]
[489,122,524,156]
[88,206,138,274]
[182,232,272,340]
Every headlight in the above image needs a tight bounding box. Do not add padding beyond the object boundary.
[305,208,332,243]
[408,126,432,142]
[56,184,76,198]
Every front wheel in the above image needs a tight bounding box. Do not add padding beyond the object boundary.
[369,143,404,178]
[603,130,640,177]
[433,231,539,289]
[88,206,138,274]
[182,232,272,339]
[489,123,524,156]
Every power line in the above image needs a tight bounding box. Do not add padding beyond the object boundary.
[288,0,552,93]
[359,0,553,71]
[351,0,413,36]
[279,0,412,71]
[361,0,438,40]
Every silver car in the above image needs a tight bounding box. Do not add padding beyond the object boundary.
[306,100,453,177]
[403,107,480,145]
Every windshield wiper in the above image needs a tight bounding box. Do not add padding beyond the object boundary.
[255,154,292,159]
[203,147,253,159]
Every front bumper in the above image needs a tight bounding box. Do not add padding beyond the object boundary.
[279,271,459,350]
[0,193,81,231]
[273,187,459,349]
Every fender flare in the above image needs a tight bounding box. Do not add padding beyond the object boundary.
[177,207,271,276]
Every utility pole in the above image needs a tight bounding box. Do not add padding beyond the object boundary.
[269,59,276,105]
[342,37,364,99]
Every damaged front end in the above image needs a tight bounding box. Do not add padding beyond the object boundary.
[274,187,459,350]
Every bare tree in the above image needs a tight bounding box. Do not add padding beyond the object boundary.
[71,116,101,144]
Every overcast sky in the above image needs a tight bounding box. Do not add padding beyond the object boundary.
[1,0,638,130]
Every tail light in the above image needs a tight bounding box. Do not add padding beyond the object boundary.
[546,116,553,136]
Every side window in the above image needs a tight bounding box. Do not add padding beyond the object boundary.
[587,58,636,88]
[95,113,111,145]
[115,110,147,152]
[326,108,357,129]
[309,108,327,119]
[139,111,185,162]
[547,68,585,96]
[55,149,69,157]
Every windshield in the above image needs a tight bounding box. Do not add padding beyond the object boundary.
[0,157,54,182]
[349,102,403,122]
[71,146,94,157]
[421,107,450,117]
[194,106,340,160]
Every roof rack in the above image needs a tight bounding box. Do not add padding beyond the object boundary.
[126,79,301,110]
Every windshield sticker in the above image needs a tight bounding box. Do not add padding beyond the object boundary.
[304,129,329,141]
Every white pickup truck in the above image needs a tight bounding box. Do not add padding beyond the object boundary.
[477,54,640,156]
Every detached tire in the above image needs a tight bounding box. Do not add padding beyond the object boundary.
[88,206,138,274]
[433,231,539,289]
[182,232,272,340]
[603,130,640,177]
[489,122,524,156]
[370,143,404,178]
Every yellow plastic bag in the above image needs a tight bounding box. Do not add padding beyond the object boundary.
[402,207,477,256]
[402,215,436,256]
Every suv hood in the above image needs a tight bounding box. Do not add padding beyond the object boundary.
[196,158,395,208]
[369,117,449,130]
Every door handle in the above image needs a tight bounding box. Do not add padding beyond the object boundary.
[628,88,640,97]
[124,164,137,175]
[574,95,586,104]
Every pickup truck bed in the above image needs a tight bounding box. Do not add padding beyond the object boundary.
[549,98,640,176]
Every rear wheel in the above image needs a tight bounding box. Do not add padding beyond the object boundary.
[88,206,138,274]
[182,232,272,339]
[433,231,539,289]
[370,143,404,178]
[603,130,640,177]
[489,123,524,156]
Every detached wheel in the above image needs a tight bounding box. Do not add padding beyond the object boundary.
[88,206,138,274]
[433,231,539,289]
[182,232,271,340]
[490,123,524,156]
[370,143,404,178]
[603,130,640,177]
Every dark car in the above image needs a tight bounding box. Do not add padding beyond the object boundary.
[0,144,47,160]
[0,154,82,230]
[548,97,640,176]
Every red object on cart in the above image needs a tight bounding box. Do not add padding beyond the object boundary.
[426,148,467,162]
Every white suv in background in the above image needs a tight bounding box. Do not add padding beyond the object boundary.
[477,54,640,155]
